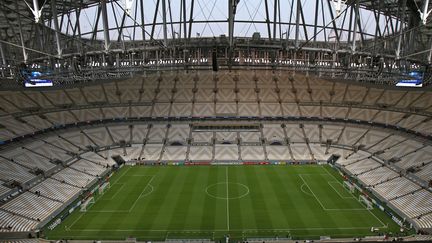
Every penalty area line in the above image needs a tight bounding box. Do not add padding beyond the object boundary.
[128,175,155,212]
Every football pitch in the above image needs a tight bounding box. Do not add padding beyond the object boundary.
[46,165,402,241]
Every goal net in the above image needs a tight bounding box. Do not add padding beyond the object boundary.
[343,181,355,193]
[98,182,110,195]
[80,196,95,212]
[359,195,373,210]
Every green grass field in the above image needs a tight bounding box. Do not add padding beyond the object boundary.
[46,165,403,241]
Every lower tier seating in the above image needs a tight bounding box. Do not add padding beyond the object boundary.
[0,210,38,232]
[29,178,81,203]
[1,192,62,222]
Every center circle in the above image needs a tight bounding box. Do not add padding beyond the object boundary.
[205,182,250,200]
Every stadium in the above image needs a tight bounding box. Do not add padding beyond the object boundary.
[0,0,432,242]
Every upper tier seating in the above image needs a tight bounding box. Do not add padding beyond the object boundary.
[1,71,431,143]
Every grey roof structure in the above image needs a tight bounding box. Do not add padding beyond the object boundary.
[0,0,431,87]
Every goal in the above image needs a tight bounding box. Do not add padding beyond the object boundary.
[343,181,355,193]
[80,196,95,212]
[98,182,110,195]
[359,195,373,210]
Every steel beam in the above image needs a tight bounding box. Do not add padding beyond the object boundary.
[351,0,360,52]
[428,38,432,64]
[295,0,301,48]
[183,0,187,39]
[313,0,319,41]
[326,0,340,43]
[140,0,146,41]
[188,0,195,40]
[420,0,431,25]
[50,0,62,57]
[17,2,28,63]
[162,0,168,46]
[228,0,235,47]
[264,0,272,39]
[74,5,83,53]
[90,6,102,42]
[299,0,309,42]
[150,0,160,40]
[273,0,278,41]
[101,0,111,52]
[0,32,6,66]
[117,10,128,42]
[396,0,407,59]
[31,0,42,23]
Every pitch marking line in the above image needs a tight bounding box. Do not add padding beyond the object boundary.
[69,225,388,232]
[300,183,313,197]
[69,170,132,228]
[90,176,155,213]
[327,181,355,199]
[205,183,249,199]
[69,210,86,229]
[321,166,387,227]
[101,183,125,200]
[226,167,230,231]
[129,175,155,177]
[128,175,155,212]
[298,174,328,210]
[299,174,368,211]
[110,166,132,184]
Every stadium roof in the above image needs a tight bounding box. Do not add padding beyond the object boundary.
[0,0,431,87]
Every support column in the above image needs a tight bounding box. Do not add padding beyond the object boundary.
[228,0,235,47]
[295,0,301,48]
[162,0,168,46]
[0,38,6,67]
[428,41,432,64]
[50,0,62,58]
[421,0,431,25]
[17,2,28,63]
[183,0,187,39]
[351,0,360,52]
[32,0,42,23]
[101,0,110,52]
[396,0,407,59]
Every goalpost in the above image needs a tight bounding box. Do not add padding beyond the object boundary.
[80,196,95,212]
[359,195,373,210]
[98,182,110,195]
[343,180,355,193]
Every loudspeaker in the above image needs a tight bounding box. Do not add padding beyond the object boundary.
[212,50,218,72]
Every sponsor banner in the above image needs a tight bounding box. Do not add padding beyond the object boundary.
[243,162,259,165]
[48,218,62,230]
[392,215,404,227]
[91,185,100,194]
[185,162,211,166]
[354,183,363,192]
[211,162,242,165]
